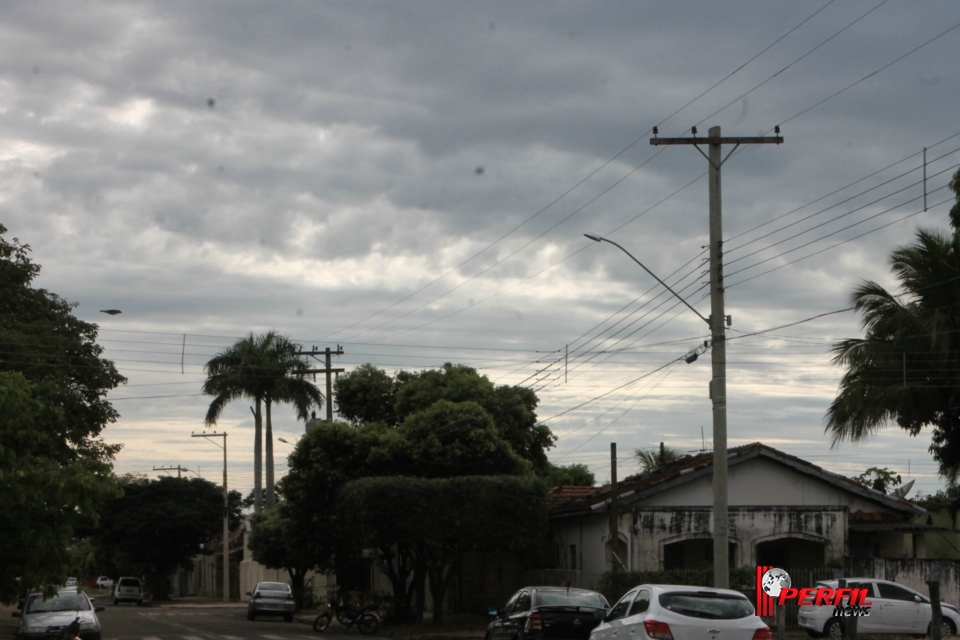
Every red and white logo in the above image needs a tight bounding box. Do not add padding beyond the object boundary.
[755,567,871,617]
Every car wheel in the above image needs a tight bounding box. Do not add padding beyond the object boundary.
[930,619,955,639]
[825,618,844,640]
[358,613,379,635]
[313,613,331,632]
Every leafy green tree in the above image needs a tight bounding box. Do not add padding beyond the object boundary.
[339,475,548,624]
[0,226,125,603]
[93,476,242,600]
[542,462,596,487]
[855,467,901,494]
[0,372,120,603]
[380,400,530,478]
[336,362,555,470]
[247,507,313,611]
[827,174,960,481]
[634,445,682,473]
[334,363,399,427]
[203,332,322,510]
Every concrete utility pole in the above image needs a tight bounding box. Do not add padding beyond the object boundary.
[299,346,345,423]
[651,126,782,588]
[192,430,229,602]
[609,442,619,570]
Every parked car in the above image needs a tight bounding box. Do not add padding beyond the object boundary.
[13,588,105,640]
[486,586,610,640]
[95,577,113,590]
[246,581,295,622]
[64,578,78,588]
[799,578,960,640]
[591,584,770,640]
[113,577,144,606]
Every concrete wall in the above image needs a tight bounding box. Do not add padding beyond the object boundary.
[628,506,847,571]
[849,558,960,607]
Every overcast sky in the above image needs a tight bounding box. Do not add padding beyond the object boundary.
[3,1,960,498]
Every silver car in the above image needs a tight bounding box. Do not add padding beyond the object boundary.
[13,589,104,640]
[246,581,295,622]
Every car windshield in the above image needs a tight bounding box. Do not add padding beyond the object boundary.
[659,593,754,620]
[538,591,606,608]
[26,594,90,613]
[118,579,140,587]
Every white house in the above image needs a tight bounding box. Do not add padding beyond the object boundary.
[549,443,926,579]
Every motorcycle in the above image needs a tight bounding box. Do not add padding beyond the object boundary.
[313,597,380,635]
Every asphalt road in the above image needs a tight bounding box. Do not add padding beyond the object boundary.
[2,603,338,640]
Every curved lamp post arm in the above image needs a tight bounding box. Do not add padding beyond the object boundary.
[585,233,710,325]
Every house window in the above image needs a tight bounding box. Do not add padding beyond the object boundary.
[569,544,577,570]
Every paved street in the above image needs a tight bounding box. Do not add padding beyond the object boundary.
[2,603,334,640]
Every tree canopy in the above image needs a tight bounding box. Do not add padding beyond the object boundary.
[339,475,548,624]
[203,331,322,510]
[0,226,125,603]
[92,476,242,600]
[826,171,960,481]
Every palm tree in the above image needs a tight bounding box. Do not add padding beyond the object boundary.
[827,171,960,481]
[634,445,681,473]
[203,332,323,511]
[259,334,324,507]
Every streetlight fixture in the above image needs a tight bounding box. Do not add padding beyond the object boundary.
[277,437,296,445]
[583,232,709,325]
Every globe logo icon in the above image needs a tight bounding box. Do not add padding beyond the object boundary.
[761,568,791,598]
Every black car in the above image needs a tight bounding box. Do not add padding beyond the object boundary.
[487,587,609,640]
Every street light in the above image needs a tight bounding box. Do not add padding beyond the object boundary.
[584,232,709,325]
[586,231,730,587]
[277,437,296,445]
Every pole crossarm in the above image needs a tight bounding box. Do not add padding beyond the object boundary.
[651,136,783,145]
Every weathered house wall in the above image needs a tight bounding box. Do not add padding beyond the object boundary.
[630,506,846,571]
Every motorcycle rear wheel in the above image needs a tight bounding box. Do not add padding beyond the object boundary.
[313,613,331,632]
[358,613,379,635]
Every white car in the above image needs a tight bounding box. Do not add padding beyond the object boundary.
[113,576,144,605]
[591,584,770,640]
[95,577,113,590]
[798,579,960,640]
[14,588,104,640]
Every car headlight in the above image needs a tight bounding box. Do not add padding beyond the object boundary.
[80,622,98,630]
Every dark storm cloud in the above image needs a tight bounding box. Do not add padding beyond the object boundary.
[1,0,958,494]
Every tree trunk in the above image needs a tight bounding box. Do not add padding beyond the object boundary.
[290,567,306,612]
[426,551,456,625]
[252,400,263,513]
[376,544,417,623]
[265,398,275,508]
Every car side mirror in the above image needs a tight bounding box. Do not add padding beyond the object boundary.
[915,595,923,602]
[593,609,606,620]
[95,606,105,613]
[11,612,20,618]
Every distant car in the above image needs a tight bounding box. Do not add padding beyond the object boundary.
[14,588,105,640]
[247,581,294,622]
[591,584,770,640]
[95,577,113,590]
[798,578,960,640]
[486,586,610,640]
[65,578,78,588]
[113,577,144,606]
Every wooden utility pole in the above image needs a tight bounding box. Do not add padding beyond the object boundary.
[651,126,782,588]
[299,346,345,423]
